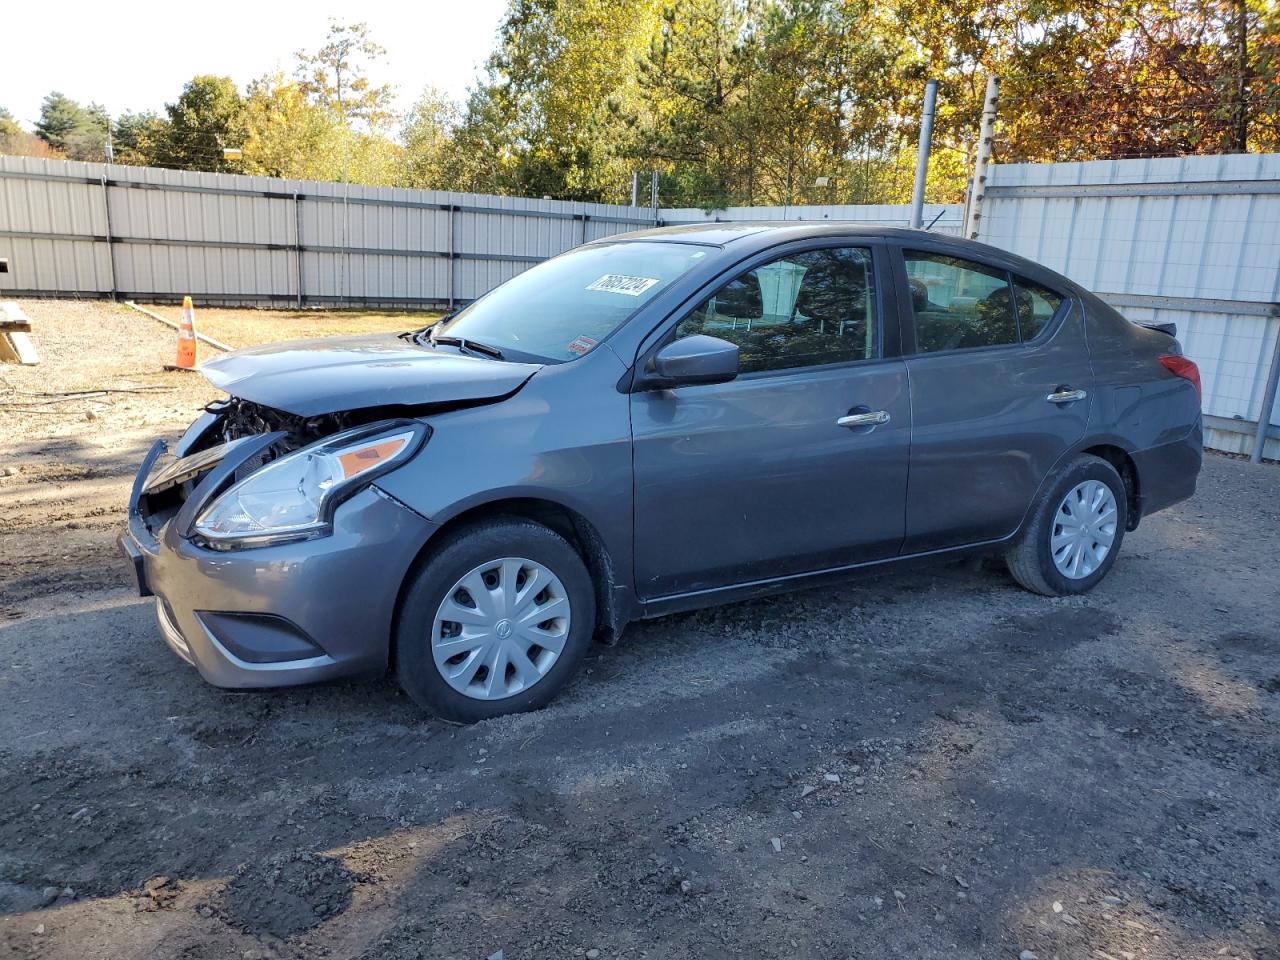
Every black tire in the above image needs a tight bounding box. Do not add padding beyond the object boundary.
[1005,454,1128,597]
[395,518,596,723]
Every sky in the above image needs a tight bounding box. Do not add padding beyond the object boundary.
[2,0,510,127]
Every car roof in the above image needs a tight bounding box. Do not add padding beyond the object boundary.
[604,221,1092,300]
[615,221,883,246]
[608,221,995,253]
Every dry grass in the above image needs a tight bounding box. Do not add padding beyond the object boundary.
[137,304,441,352]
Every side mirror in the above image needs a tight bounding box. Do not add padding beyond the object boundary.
[641,334,739,389]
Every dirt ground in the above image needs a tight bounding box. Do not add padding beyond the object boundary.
[138,305,437,353]
[1,299,1279,960]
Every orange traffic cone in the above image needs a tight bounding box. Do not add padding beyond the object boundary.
[166,296,199,371]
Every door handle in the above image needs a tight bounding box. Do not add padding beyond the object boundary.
[1046,388,1087,404]
[837,410,891,428]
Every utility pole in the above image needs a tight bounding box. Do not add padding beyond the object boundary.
[650,170,660,224]
[964,75,1000,241]
[105,124,114,164]
[630,171,639,207]
[1233,0,1250,152]
[909,79,938,229]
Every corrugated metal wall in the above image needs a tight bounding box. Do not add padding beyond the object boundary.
[663,202,963,234]
[0,156,655,307]
[0,157,969,309]
[977,154,1280,459]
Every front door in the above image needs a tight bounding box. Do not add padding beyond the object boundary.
[630,244,911,599]
[896,246,1094,553]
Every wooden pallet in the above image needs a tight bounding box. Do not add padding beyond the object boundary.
[0,301,39,364]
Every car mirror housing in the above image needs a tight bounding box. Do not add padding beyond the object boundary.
[641,335,740,390]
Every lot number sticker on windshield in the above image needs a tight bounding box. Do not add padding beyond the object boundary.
[586,274,660,297]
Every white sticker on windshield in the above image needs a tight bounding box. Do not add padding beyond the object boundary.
[586,274,660,297]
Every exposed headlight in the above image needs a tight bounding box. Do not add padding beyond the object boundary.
[193,420,426,549]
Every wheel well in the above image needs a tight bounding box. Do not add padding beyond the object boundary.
[1082,444,1141,529]
[390,498,622,669]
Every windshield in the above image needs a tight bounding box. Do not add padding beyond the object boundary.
[432,241,710,362]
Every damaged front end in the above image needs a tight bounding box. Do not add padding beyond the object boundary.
[183,396,384,455]
[118,328,547,684]
[119,399,440,686]
[128,330,543,545]
[132,398,428,554]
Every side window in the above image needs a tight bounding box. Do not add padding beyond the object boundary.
[674,247,878,373]
[1011,276,1065,340]
[905,252,1016,353]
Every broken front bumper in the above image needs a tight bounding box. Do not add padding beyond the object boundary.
[119,437,437,689]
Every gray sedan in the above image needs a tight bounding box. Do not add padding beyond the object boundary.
[120,224,1202,722]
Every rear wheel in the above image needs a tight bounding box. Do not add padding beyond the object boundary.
[1005,454,1128,597]
[395,519,596,722]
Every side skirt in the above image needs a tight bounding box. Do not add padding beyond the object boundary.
[637,535,1017,620]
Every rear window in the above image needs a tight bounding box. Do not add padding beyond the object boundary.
[1011,276,1065,340]
[436,241,710,362]
[904,252,1017,352]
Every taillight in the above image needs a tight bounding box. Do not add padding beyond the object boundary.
[1159,355,1201,402]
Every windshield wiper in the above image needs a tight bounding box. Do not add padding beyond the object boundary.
[429,334,506,360]
[400,309,460,343]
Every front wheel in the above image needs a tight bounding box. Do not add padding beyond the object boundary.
[1005,454,1128,597]
[395,519,596,722]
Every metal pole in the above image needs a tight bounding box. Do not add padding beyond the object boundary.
[909,79,938,229]
[964,74,1000,240]
[650,170,660,224]
[293,194,304,309]
[446,204,456,313]
[1251,309,1280,463]
[630,172,639,207]
[101,174,118,301]
[340,181,350,306]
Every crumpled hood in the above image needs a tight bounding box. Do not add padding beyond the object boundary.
[199,333,542,417]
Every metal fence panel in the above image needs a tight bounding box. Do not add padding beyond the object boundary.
[979,154,1280,459]
[661,202,964,234]
[0,156,658,307]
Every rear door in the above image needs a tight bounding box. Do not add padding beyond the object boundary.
[894,245,1093,553]
[630,242,911,598]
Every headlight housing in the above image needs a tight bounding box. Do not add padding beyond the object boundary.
[193,420,426,549]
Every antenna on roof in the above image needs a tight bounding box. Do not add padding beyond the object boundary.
[924,208,947,232]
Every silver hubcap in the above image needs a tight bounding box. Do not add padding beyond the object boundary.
[1051,480,1118,579]
[431,557,571,701]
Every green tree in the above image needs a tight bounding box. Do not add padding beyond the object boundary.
[153,75,246,171]
[34,92,108,159]
[633,0,755,207]
[444,84,523,194]
[241,75,401,185]
[400,88,461,189]
[0,107,19,143]
[62,102,111,161]
[453,0,665,201]
[111,111,167,166]
[34,92,85,151]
